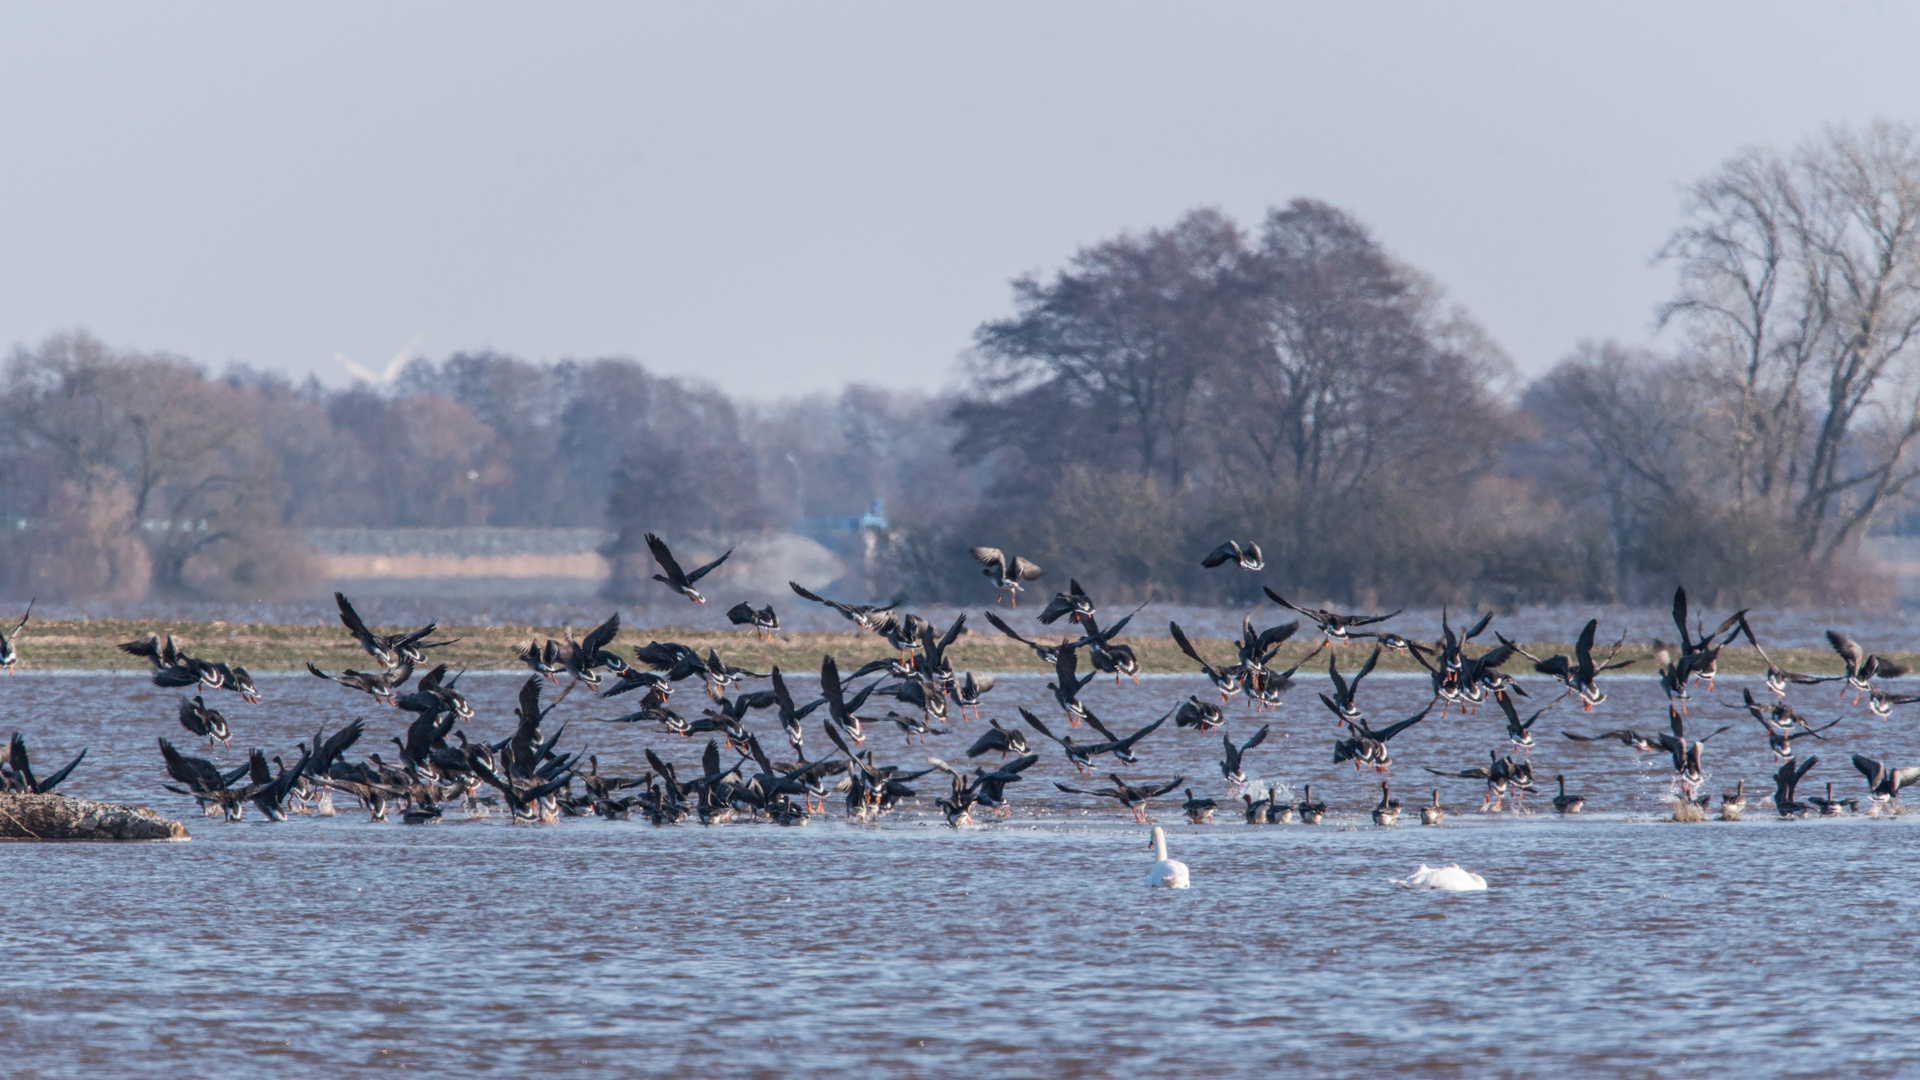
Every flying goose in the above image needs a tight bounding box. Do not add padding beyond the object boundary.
[1052,773,1184,822]
[969,546,1043,605]
[1170,621,1244,700]
[0,599,30,674]
[334,592,455,671]
[646,533,732,604]
[1219,724,1271,794]
[1201,540,1264,571]
[1264,588,1402,643]
[726,601,780,640]
[4,732,85,794]
[1827,630,1907,704]
[1852,753,1920,813]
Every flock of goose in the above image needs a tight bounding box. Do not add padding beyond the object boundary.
[4,533,1919,889]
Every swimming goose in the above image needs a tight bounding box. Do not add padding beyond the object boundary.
[646,533,732,604]
[1808,781,1857,817]
[1182,788,1217,824]
[1146,825,1190,888]
[1053,773,1184,822]
[1551,774,1585,814]
[0,599,30,674]
[1201,540,1264,571]
[1420,789,1444,825]
[1719,780,1747,820]
[969,546,1044,606]
[1296,783,1326,825]
[4,732,85,794]
[726,601,780,640]
[1264,588,1403,643]
[1371,781,1400,826]
[1170,621,1244,701]
[1219,724,1271,794]
[1242,791,1275,824]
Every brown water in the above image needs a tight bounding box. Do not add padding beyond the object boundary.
[3,660,1919,1078]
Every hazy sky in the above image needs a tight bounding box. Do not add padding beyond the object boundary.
[3,2,1918,398]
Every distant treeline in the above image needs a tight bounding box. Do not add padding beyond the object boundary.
[5,120,1920,608]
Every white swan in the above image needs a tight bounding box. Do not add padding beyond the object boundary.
[1392,862,1486,891]
[1146,825,1190,888]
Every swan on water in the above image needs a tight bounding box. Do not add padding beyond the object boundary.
[1392,863,1486,891]
[1146,825,1190,888]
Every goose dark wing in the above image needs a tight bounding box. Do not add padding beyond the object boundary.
[685,548,733,584]
[581,612,621,657]
[645,533,688,585]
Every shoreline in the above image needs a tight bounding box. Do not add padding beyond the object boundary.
[0,618,1878,678]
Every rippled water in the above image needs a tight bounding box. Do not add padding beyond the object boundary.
[4,662,1919,1078]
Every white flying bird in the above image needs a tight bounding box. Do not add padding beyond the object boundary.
[336,333,424,385]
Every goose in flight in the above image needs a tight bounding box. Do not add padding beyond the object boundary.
[3,732,85,794]
[1264,587,1401,642]
[969,546,1043,606]
[177,696,231,747]
[726,601,780,640]
[335,592,455,671]
[1036,578,1097,626]
[1170,620,1243,701]
[1201,540,1264,571]
[1503,619,1633,710]
[646,533,732,604]
[789,581,899,632]
[1827,630,1906,704]
[0,598,30,674]
[1219,724,1271,794]
[1053,773,1184,823]
[1852,753,1920,814]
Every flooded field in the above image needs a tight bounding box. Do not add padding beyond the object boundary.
[3,660,1918,1077]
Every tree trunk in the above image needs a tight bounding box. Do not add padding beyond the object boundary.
[0,794,189,841]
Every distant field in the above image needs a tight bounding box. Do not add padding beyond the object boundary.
[3,618,1874,679]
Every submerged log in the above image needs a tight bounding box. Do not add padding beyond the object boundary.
[0,793,189,841]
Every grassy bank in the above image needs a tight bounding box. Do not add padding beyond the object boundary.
[0,619,1876,680]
